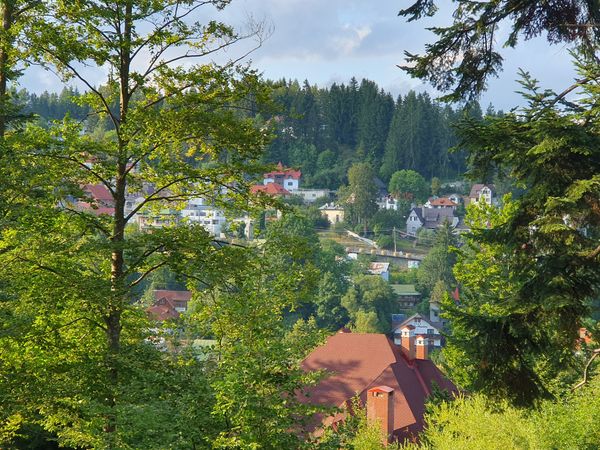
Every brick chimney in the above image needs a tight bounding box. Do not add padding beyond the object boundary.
[415,335,428,360]
[400,325,415,360]
[367,386,395,443]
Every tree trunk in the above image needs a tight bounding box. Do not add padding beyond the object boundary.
[0,1,14,138]
[104,0,133,437]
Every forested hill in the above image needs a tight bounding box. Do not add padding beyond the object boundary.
[17,78,490,189]
[263,78,489,189]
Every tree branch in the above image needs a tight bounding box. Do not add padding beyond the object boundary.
[129,261,168,288]
[572,348,600,390]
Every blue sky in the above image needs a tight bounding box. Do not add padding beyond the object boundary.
[20,0,577,111]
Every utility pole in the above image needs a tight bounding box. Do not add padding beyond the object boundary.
[393,226,397,253]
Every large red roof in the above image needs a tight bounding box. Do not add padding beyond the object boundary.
[428,197,457,207]
[250,183,290,196]
[84,183,113,202]
[301,332,456,440]
[264,162,301,180]
[147,303,179,321]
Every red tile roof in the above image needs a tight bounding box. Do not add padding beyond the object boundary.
[429,197,457,207]
[264,162,301,180]
[250,183,290,196]
[84,183,114,203]
[301,332,456,440]
[153,290,192,302]
[147,303,179,321]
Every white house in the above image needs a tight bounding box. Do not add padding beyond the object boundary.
[182,197,227,237]
[294,188,330,204]
[392,314,443,348]
[406,206,458,235]
[468,184,497,206]
[424,197,458,210]
[263,162,302,193]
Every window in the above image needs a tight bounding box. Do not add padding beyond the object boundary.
[427,328,434,335]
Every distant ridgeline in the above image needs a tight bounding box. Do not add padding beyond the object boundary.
[17,78,496,190]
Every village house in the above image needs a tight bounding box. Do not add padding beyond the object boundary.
[301,330,456,442]
[294,188,331,204]
[263,162,301,192]
[181,197,227,237]
[392,313,444,349]
[250,182,291,197]
[406,206,458,235]
[424,197,458,210]
[468,183,497,206]
[147,290,192,321]
[368,262,390,281]
[391,284,421,309]
[319,203,345,224]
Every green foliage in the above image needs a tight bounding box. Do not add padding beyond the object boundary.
[344,162,378,229]
[342,275,396,333]
[402,375,600,450]
[431,177,441,196]
[399,1,600,101]
[189,246,325,449]
[389,169,429,203]
[416,222,457,297]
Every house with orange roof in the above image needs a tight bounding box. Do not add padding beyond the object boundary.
[250,183,291,197]
[301,330,456,442]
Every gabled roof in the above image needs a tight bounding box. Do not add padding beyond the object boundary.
[301,332,455,439]
[391,284,421,296]
[147,303,179,321]
[428,197,457,207]
[84,183,113,203]
[393,313,442,334]
[368,262,390,275]
[469,183,495,198]
[153,290,192,302]
[408,207,424,223]
[250,183,290,196]
[319,202,344,211]
[264,162,301,180]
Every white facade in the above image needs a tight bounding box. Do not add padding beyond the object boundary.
[182,197,227,236]
[294,188,329,203]
[406,209,424,235]
[393,314,442,348]
[263,176,299,192]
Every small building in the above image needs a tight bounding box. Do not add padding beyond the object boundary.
[294,188,330,204]
[406,207,425,235]
[391,284,421,309]
[392,314,443,349]
[136,208,180,230]
[468,183,497,206]
[181,198,227,237]
[319,202,345,224]
[153,290,192,313]
[368,262,390,281]
[263,162,301,192]
[406,206,458,235]
[424,197,457,210]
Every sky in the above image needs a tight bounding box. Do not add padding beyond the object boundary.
[20,0,578,111]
